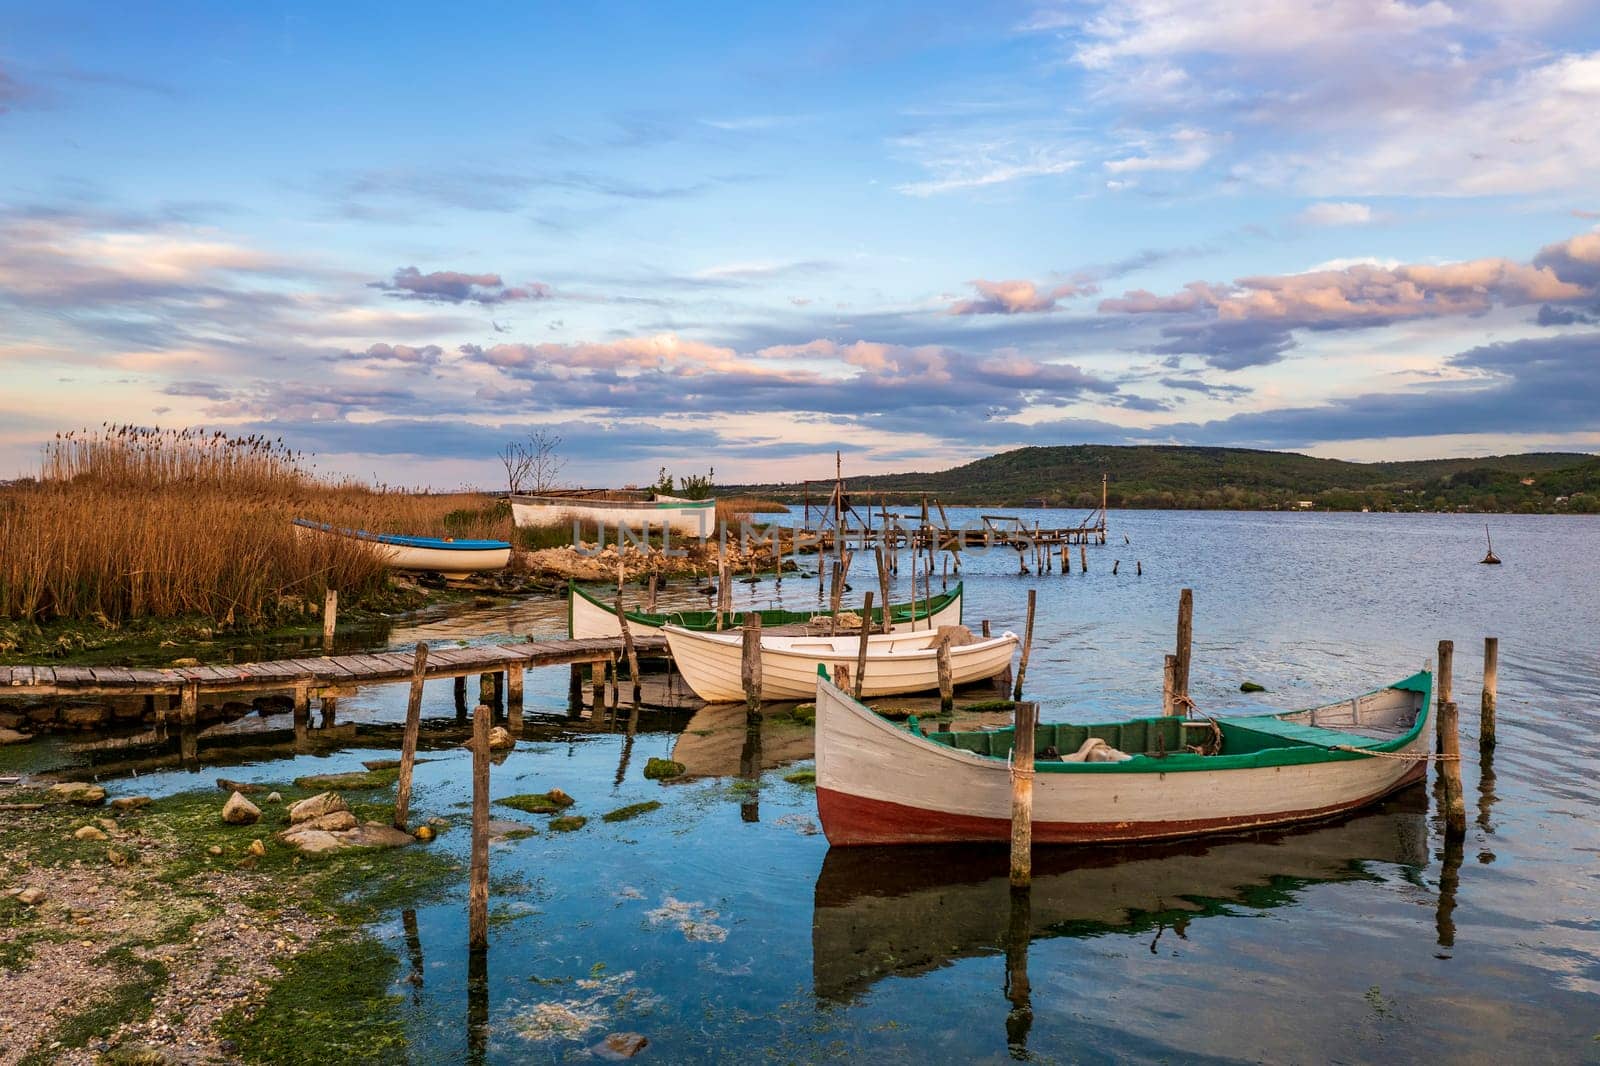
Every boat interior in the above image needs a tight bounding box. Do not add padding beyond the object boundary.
[915,677,1428,764]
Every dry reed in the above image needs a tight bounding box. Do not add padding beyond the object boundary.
[1,426,512,626]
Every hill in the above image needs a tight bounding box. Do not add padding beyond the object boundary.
[730,445,1600,513]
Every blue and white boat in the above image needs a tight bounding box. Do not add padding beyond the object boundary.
[292,519,511,578]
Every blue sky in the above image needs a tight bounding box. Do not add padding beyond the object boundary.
[3,1,1598,487]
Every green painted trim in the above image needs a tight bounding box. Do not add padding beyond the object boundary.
[918,671,1434,775]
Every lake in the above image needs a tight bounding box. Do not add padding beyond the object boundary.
[16,509,1600,1062]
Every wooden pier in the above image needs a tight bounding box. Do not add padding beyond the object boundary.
[1,636,663,724]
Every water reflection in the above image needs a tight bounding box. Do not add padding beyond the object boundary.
[466,947,489,1066]
[402,908,426,1006]
[1003,887,1032,1059]
[1436,833,1464,954]
[811,790,1428,1004]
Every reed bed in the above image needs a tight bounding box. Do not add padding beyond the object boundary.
[0,426,512,626]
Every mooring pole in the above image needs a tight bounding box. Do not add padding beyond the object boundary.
[1480,637,1498,752]
[1009,701,1037,887]
[506,664,523,731]
[1012,589,1036,702]
[853,592,873,700]
[1162,654,1179,716]
[615,597,641,708]
[937,638,954,714]
[393,641,429,830]
[1436,639,1454,752]
[468,701,491,950]
[741,612,763,722]
[1174,588,1193,708]
[1440,699,1466,838]
[322,588,338,650]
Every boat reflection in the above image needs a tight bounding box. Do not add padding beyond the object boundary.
[812,787,1428,1004]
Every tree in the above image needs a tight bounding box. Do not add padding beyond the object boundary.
[498,429,566,495]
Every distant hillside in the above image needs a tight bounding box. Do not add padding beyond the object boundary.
[730,445,1600,513]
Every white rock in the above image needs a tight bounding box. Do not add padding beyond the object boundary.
[221,792,261,826]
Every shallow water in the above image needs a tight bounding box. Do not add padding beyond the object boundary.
[20,510,1600,1061]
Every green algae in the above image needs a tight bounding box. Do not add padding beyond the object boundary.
[497,791,575,814]
[643,757,685,780]
[601,801,662,823]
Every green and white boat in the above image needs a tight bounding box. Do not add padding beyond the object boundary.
[567,581,962,639]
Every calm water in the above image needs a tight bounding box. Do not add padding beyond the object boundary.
[24,511,1600,1062]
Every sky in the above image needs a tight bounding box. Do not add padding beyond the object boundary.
[2,0,1599,489]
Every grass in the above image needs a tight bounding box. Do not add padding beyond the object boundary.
[0,425,516,629]
[601,801,661,823]
[214,934,407,1066]
[783,768,816,785]
[549,815,587,832]
[496,791,574,814]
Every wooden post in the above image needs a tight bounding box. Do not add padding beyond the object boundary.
[647,572,659,613]
[1009,701,1037,887]
[741,612,763,720]
[1174,588,1193,707]
[506,664,523,731]
[590,660,605,718]
[1136,560,1142,576]
[1012,589,1036,702]
[829,560,844,631]
[393,642,429,830]
[1162,654,1179,716]
[937,638,954,714]
[1436,639,1453,751]
[615,597,641,708]
[981,619,992,638]
[1079,544,1086,573]
[468,702,491,949]
[567,664,583,717]
[875,546,891,633]
[853,592,873,700]
[1112,559,1119,575]
[454,676,467,719]
[1440,699,1466,838]
[1480,637,1497,752]
[320,694,337,729]
[321,588,338,650]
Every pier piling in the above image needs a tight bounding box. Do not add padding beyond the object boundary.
[741,613,763,721]
[468,701,491,950]
[322,588,338,650]
[393,642,429,830]
[1436,639,1454,752]
[506,665,523,731]
[1162,654,1179,717]
[937,638,954,714]
[1174,589,1193,707]
[1481,637,1498,751]
[615,597,641,708]
[1440,698,1466,838]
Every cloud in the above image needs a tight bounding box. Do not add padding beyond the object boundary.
[371,266,550,306]
[329,167,715,216]
[0,67,31,114]
[337,342,444,367]
[1104,128,1216,175]
[1298,201,1374,226]
[1536,304,1600,326]
[1096,228,1600,367]
[1158,375,1252,401]
[949,278,1086,315]
[892,123,1081,196]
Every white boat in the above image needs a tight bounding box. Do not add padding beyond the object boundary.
[567,581,964,639]
[292,519,511,579]
[814,668,1433,846]
[663,625,1018,702]
[510,490,715,538]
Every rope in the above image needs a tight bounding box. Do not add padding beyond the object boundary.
[1330,745,1460,762]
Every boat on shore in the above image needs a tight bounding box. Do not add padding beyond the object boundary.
[814,668,1433,846]
[510,489,716,537]
[292,518,511,579]
[568,582,963,639]
[664,625,1017,702]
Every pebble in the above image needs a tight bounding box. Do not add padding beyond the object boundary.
[74,825,109,841]
[248,839,266,857]
[207,845,223,856]
[265,792,283,804]
[16,887,46,905]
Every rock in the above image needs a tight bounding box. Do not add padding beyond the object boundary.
[343,822,416,849]
[217,778,263,795]
[207,845,223,856]
[26,706,58,725]
[362,758,403,771]
[74,825,109,841]
[107,847,131,866]
[16,887,46,906]
[221,792,261,826]
[427,816,450,827]
[602,801,662,823]
[497,791,574,814]
[643,757,686,780]
[549,815,587,832]
[60,704,111,729]
[249,839,266,857]
[487,726,516,752]
[96,818,119,833]
[293,770,397,790]
[1240,681,1267,693]
[170,657,201,668]
[286,810,357,834]
[0,727,32,745]
[110,796,152,813]
[484,819,535,840]
[288,792,349,824]
[280,829,345,855]
[50,782,108,806]
[0,710,23,730]
[265,792,283,804]
[593,1032,650,1060]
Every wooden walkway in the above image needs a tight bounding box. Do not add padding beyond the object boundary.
[0,635,663,699]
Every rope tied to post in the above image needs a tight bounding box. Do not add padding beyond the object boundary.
[1173,693,1225,756]
[1006,748,1035,782]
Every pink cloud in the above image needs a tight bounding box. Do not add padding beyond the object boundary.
[949,278,1088,315]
